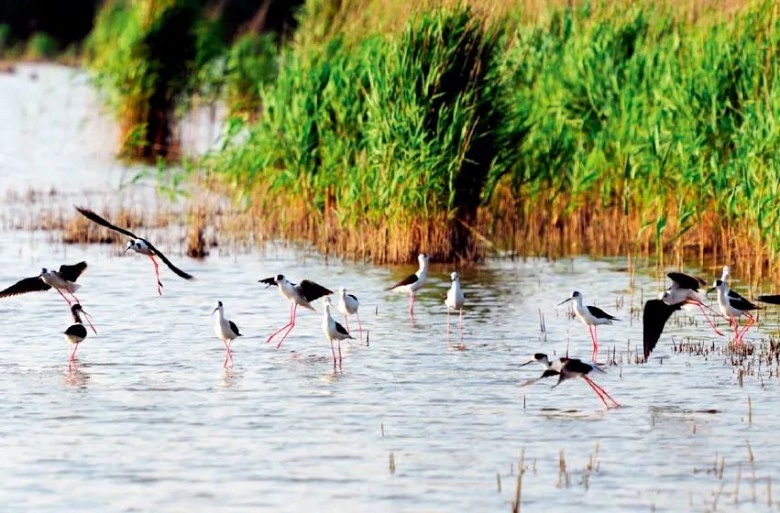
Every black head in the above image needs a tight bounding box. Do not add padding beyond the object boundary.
[217,300,223,307]
[275,274,285,282]
[71,303,83,314]
[571,291,582,298]
[533,352,547,361]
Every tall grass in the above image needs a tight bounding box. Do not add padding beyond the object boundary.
[206,0,780,280]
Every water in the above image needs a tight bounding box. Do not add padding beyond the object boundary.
[1,64,780,512]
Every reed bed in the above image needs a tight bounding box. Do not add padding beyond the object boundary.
[200,0,780,281]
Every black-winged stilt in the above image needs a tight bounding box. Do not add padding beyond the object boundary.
[337,287,362,340]
[445,271,465,336]
[558,291,618,361]
[709,279,759,344]
[323,296,353,370]
[642,272,722,361]
[0,262,88,306]
[75,207,194,295]
[64,303,92,363]
[212,301,242,368]
[259,274,332,348]
[520,353,619,409]
[387,253,429,314]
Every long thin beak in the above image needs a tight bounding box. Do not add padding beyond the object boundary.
[82,310,97,336]
[211,307,219,315]
[557,297,572,306]
[123,246,132,254]
[706,287,716,294]
[519,359,537,367]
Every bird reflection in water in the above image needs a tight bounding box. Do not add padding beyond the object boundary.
[220,368,242,388]
[65,362,90,389]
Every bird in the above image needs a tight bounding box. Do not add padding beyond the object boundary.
[74,207,194,295]
[444,271,465,336]
[323,296,354,370]
[642,271,722,361]
[259,274,333,348]
[212,301,242,368]
[558,291,618,361]
[0,262,88,307]
[386,253,429,314]
[519,353,619,409]
[64,303,92,363]
[337,286,362,340]
[709,279,759,345]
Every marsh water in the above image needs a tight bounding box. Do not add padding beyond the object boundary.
[2,64,780,512]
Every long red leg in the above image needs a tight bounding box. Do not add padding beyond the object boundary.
[69,343,79,361]
[585,376,620,407]
[266,302,294,344]
[356,311,363,340]
[55,288,72,306]
[343,314,350,333]
[582,376,609,408]
[688,300,725,336]
[337,340,343,367]
[737,314,755,344]
[588,325,599,361]
[149,255,163,296]
[409,292,415,315]
[275,304,298,349]
[458,309,464,335]
[446,308,451,336]
[330,340,337,369]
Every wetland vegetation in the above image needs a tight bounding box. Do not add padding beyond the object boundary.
[20,0,780,282]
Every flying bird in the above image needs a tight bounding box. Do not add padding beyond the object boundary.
[75,207,194,295]
[642,271,722,361]
[519,353,619,409]
[259,274,332,348]
[0,262,88,306]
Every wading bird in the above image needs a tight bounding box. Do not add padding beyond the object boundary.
[75,207,194,295]
[642,272,722,361]
[520,353,619,409]
[337,286,362,340]
[0,262,88,307]
[709,279,759,345]
[387,253,429,315]
[64,303,93,364]
[445,271,465,336]
[259,274,332,348]
[212,301,242,368]
[323,296,353,370]
[558,291,618,361]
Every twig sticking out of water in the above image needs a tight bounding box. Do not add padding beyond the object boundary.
[511,449,525,513]
[557,449,570,489]
[746,440,756,503]
[389,452,396,474]
[734,462,742,503]
[748,396,752,424]
[496,472,502,493]
[538,309,545,334]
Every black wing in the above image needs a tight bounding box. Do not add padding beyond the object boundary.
[228,320,242,336]
[0,276,50,298]
[727,289,748,301]
[258,277,277,287]
[667,272,706,291]
[298,280,332,302]
[643,299,682,361]
[729,296,759,311]
[586,305,619,321]
[58,262,88,282]
[387,273,418,290]
[520,368,559,387]
[560,358,593,376]
[757,294,780,305]
[75,207,138,239]
[334,321,351,337]
[347,293,358,302]
[144,240,194,280]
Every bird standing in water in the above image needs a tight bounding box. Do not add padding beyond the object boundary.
[212,301,242,368]
[445,271,465,336]
[337,286,362,340]
[558,291,618,362]
[64,303,93,365]
[387,253,429,315]
[520,353,620,409]
[322,296,353,371]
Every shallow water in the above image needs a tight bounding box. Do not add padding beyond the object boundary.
[1,65,780,513]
